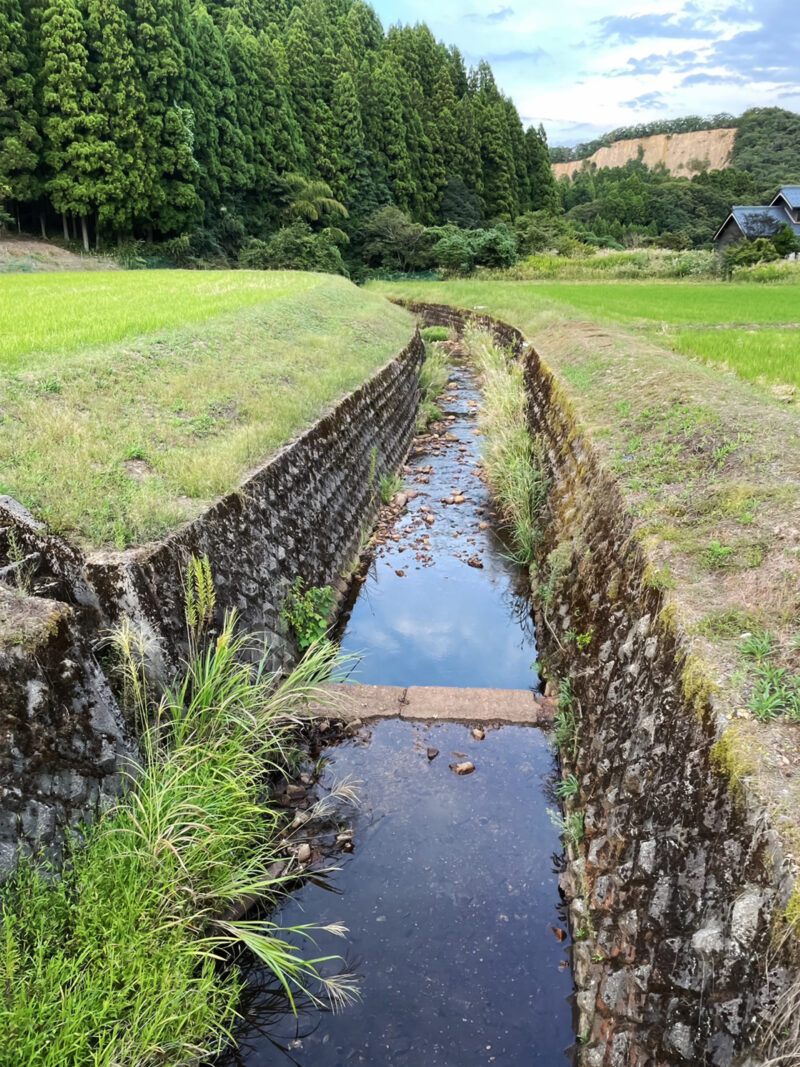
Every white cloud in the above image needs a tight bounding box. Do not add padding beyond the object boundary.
[370,0,797,145]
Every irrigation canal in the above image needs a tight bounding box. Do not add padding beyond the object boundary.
[219,357,575,1064]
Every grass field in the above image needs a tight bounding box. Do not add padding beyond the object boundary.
[371,278,800,389]
[0,270,331,372]
[0,271,412,548]
[672,329,800,390]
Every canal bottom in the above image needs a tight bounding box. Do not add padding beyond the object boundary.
[218,356,575,1065]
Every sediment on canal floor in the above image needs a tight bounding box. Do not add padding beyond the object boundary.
[402,301,799,1067]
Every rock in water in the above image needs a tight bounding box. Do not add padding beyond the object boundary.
[296,843,312,863]
[427,747,440,761]
[450,761,476,776]
[471,727,485,741]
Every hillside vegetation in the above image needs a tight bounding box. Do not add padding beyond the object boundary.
[0,271,412,548]
[0,0,555,276]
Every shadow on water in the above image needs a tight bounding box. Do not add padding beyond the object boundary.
[216,360,575,1065]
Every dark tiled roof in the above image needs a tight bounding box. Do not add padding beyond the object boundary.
[729,204,800,238]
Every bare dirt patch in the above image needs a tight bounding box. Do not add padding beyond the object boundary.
[0,236,118,273]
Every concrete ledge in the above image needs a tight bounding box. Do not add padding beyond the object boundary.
[313,683,556,726]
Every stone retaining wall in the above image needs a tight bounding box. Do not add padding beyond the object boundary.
[405,301,797,1066]
[0,332,424,876]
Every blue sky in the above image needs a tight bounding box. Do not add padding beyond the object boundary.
[369,0,800,146]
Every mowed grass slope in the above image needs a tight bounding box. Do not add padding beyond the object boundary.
[372,278,800,389]
[0,271,413,548]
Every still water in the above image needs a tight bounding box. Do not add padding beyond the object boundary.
[219,360,574,1065]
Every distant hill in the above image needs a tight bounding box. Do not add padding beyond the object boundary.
[551,108,800,185]
[552,128,737,181]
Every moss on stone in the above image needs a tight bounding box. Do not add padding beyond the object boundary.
[658,600,679,637]
[681,652,718,716]
[786,883,800,934]
[710,728,758,802]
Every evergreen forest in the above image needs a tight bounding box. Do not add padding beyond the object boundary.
[0,0,556,273]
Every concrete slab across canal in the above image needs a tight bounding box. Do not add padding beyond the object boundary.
[314,682,557,725]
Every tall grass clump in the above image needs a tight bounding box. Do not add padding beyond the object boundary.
[465,325,547,564]
[0,605,357,1066]
[416,340,450,431]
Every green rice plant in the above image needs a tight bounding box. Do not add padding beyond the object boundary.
[380,472,403,504]
[281,577,336,650]
[0,614,357,1066]
[465,325,548,564]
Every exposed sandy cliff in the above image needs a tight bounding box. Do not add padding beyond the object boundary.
[553,127,737,181]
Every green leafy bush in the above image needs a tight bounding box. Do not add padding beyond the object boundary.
[281,577,336,649]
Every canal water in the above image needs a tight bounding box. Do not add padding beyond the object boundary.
[220,358,575,1065]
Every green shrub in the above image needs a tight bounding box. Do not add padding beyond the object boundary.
[281,577,336,649]
[421,326,450,343]
[723,237,779,276]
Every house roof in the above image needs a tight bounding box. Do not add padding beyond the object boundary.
[775,186,800,209]
[715,204,800,241]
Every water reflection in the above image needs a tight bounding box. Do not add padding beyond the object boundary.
[220,720,574,1066]
[338,364,539,690]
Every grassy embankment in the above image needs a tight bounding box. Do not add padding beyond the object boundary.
[372,276,800,856]
[0,271,413,548]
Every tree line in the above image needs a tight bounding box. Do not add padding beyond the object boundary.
[0,0,557,271]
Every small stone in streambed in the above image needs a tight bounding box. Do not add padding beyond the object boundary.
[296,843,312,863]
[450,761,476,776]
[395,569,406,578]
[467,555,484,569]
[287,783,307,801]
[471,727,485,741]
[427,747,440,761]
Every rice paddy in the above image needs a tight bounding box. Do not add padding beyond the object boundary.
[371,278,800,389]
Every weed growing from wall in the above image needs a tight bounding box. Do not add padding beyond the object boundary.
[380,472,404,505]
[282,577,336,650]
